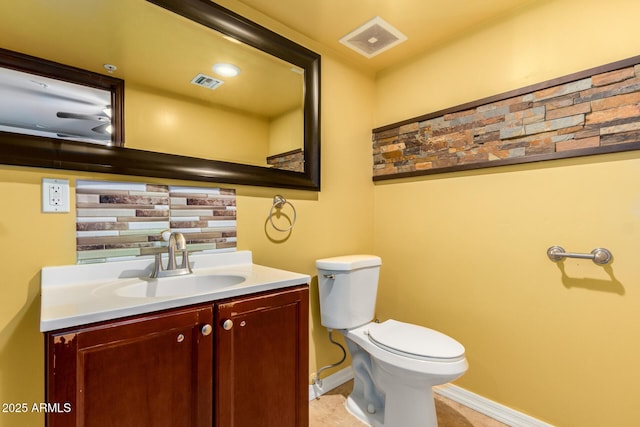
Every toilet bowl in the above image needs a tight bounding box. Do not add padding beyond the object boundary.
[342,320,467,427]
[315,255,468,427]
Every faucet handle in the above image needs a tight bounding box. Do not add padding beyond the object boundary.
[160,229,172,241]
[150,253,164,278]
[180,249,192,273]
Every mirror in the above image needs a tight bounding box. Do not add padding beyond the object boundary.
[0,0,320,190]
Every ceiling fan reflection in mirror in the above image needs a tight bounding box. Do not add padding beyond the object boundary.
[56,107,113,138]
[0,66,113,144]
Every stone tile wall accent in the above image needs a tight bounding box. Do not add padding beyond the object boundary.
[266,149,304,172]
[76,180,236,263]
[373,59,640,179]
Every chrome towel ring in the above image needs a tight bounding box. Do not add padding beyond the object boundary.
[269,195,297,232]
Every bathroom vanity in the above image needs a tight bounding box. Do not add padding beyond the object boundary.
[41,251,309,427]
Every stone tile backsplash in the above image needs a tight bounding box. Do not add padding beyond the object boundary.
[76,180,236,263]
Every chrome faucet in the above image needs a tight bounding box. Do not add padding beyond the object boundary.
[150,232,193,278]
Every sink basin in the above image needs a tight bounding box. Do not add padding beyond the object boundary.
[116,274,246,298]
[41,250,312,331]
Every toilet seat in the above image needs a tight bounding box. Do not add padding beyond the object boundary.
[368,320,465,362]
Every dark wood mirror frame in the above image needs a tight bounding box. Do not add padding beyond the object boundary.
[0,0,321,191]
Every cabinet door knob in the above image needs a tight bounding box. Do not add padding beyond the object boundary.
[222,319,233,330]
[201,324,213,336]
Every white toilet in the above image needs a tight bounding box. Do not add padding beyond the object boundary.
[316,255,468,427]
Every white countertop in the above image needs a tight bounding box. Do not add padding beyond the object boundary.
[40,250,310,332]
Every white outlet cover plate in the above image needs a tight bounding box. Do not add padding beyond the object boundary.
[42,178,70,213]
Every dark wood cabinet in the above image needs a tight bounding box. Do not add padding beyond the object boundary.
[46,304,214,427]
[215,285,309,427]
[45,285,309,427]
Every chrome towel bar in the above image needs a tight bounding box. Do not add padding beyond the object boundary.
[547,246,613,265]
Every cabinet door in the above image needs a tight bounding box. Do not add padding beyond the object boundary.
[215,285,309,427]
[46,305,213,427]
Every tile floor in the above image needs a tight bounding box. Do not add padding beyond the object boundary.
[309,381,508,427]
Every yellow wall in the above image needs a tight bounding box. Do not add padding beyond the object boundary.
[373,0,640,425]
[126,83,271,167]
[269,108,303,156]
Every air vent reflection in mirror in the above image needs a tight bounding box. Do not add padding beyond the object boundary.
[190,73,224,90]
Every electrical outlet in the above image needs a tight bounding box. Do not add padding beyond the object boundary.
[42,178,70,213]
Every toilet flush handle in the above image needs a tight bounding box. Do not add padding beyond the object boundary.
[323,274,335,280]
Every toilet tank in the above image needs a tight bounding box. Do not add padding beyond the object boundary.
[315,255,381,330]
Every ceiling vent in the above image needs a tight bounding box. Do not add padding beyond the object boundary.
[339,16,407,59]
[190,73,224,90]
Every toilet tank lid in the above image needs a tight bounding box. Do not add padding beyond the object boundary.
[316,255,381,271]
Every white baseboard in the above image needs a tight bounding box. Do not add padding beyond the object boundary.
[308,366,354,400]
[309,367,554,427]
[434,384,554,427]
